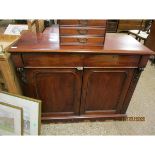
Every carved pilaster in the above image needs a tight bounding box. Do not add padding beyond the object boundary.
[17,67,27,83]
[133,67,144,82]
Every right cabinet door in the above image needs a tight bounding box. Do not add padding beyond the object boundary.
[80,68,135,116]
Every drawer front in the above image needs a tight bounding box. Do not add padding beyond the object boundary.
[60,27,106,36]
[84,55,140,67]
[22,53,140,68]
[60,36,105,45]
[59,20,107,27]
[22,53,83,67]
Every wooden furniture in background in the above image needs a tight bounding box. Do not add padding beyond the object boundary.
[27,20,39,33]
[37,20,45,32]
[145,21,155,63]
[9,26,153,121]
[118,20,145,32]
[128,20,152,44]
[0,34,21,94]
[137,31,150,44]
[27,20,45,33]
[58,20,107,47]
[0,71,7,91]
[107,20,119,33]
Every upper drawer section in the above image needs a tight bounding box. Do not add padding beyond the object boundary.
[60,27,106,36]
[58,20,107,27]
[22,53,140,67]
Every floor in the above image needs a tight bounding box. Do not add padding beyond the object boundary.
[41,61,155,135]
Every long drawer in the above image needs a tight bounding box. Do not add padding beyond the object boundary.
[59,20,107,27]
[22,53,140,67]
[60,36,105,45]
[60,27,106,36]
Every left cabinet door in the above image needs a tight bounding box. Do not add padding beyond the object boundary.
[22,68,83,119]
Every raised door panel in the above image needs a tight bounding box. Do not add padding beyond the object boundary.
[80,68,135,115]
[23,68,82,117]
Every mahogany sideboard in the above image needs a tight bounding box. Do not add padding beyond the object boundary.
[9,26,153,121]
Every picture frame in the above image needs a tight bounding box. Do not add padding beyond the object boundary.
[0,102,23,135]
[0,91,41,135]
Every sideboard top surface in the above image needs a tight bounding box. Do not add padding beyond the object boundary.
[9,26,154,55]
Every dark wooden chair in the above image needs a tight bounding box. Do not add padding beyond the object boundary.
[136,21,152,44]
[128,20,152,44]
[128,20,144,38]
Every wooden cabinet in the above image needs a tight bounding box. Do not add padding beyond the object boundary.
[11,52,147,121]
[9,29,153,121]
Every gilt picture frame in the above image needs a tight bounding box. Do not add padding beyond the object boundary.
[0,102,23,135]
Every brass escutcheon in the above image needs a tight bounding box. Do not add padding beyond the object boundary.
[77,29,88,35]
[77,38,88,43]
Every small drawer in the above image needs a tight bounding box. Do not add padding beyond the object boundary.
[60,36,105,46]
[59,20,107,27]
[60,27,106,36]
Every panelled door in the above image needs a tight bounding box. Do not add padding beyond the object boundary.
[23,68,83,118]
[80,68,135,116]
[21,67,135,118]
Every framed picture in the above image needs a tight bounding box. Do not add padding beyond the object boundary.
[0,91,41,135]
[0,102,23,135]
[4,24,28,35]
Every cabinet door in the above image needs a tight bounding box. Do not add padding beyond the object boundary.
[80,68,135,115]
[23,68,82,118]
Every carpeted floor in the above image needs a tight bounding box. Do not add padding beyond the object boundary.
[41,61,155,135]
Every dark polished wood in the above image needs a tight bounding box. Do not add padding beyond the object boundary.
[9,25,153,121]
[60,36,105,46]
[24,68,82,117]
[80,68,135,115]
[9,28,153,55]
[60,27,106,36]
[107,20,119,33]
[58,20,107,27]
[59,20,107,47]
[21,52,140,68]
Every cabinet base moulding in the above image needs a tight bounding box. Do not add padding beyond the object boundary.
[41,114,127,122]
